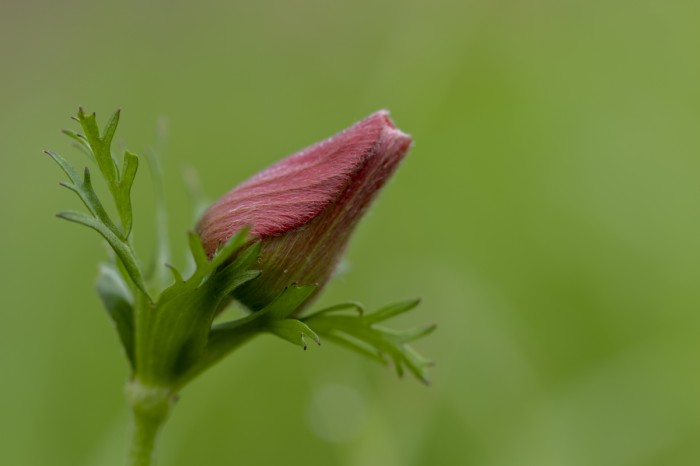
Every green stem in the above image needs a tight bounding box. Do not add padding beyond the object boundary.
[126,380,174,466]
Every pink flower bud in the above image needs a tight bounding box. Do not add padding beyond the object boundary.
[197,111,412,311]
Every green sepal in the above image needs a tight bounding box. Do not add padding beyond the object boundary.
[303,298,435,384]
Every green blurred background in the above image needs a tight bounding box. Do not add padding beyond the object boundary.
[2,0,700,465]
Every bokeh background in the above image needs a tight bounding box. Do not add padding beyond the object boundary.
[2,1,700,465]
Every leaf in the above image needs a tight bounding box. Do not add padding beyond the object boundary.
[186,227,252,289]
[379,324,437,344]
[267,319,320,350]
[77,107,118,185]
[363,298,421,324]
[73,108,138,237]
[101,109,120,153]
[165,264,185,284]
[96,264,135,367]
[187,231,209,271]
[47,153,121,237]
[176,284,317,387]
[57,210,150,300]
[319,332,387,365]
[49,109,149,299]
[218,269,261,298]
[60,129,94,162]
[116,150,138,236]
[134,237,262,385]
[261,284,317,321]
[303,298,434,384]
[302,301,364,318]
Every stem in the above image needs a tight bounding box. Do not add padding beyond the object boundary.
[126,380,174,466]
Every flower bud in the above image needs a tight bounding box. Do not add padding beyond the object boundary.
[197,111,412,311]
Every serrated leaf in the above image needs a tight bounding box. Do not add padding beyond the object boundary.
[303,298,433,384]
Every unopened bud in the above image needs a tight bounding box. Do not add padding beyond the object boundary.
[197,111,412,311]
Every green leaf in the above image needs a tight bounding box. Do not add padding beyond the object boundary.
[60,129,94,162]
[218,269,261,298]
[77,108,119,185]
[185,227,252,290]
[56,210,150,300]
[177,284,317,388]
[46,151,121,237]
[96,264,135,367]
[135,236,261,385]
[378,324,437,344]
[319,333,388,365]
[267,319,320,350]
[165,264,185,284]
[303,298,434,384]
[187,231,209,272]
[73,108,138,237]
[261,284,317,321]
[302,301,364,318]
[101,108,120,153]
[117,151,138,236]
[49,109,149,300]
[363,298,421,324]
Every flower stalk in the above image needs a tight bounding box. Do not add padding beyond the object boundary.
[126,380,173,466]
